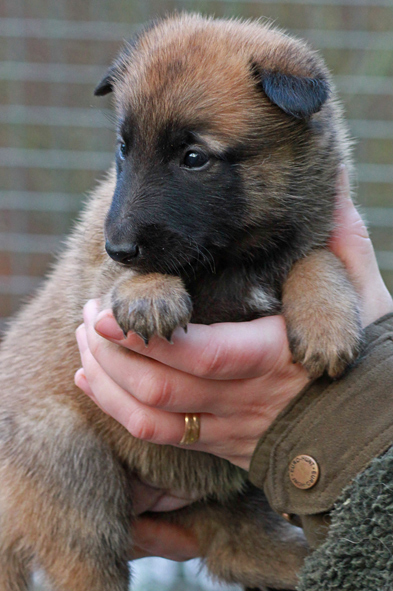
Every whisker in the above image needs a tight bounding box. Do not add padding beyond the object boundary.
[189,239,216,275]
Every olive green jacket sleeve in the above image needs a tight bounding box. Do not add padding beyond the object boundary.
[297,443,393,591]
[249,312,393,550]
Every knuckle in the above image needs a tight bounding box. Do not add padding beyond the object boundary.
[352,217,370,242]
[88,334,105,360]
[196,339,228,378]
[137,371,172,409]
[126,407,156,441]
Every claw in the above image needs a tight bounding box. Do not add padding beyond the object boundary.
[136,332,149,347]
[165,333,174,345]
[122,329,129,339]
[183,325,188,333]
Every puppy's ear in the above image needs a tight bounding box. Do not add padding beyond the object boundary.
[94,65,118,96]
[257,70,330,119]
[94,42,136,96]
[94,24,152,97]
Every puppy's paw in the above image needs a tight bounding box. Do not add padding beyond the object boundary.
[283,249,364,380]
[111,273,192,344]
[287,315,363,379]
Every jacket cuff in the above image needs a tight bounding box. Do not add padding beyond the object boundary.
[249,313,393,522]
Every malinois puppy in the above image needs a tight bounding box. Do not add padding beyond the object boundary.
[0,13,362,591]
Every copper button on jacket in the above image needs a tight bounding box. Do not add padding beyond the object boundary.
[289,454,319,489]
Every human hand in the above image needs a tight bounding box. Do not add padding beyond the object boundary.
[131,517,199,561]
[76,295,308,563]
[76,303,308,471]
[127,478,200,561]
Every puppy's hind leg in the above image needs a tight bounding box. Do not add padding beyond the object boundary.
[5,481,133,591]
[37,544,130,591]
[0,423,133,591]
[26,468,133,591]
[0,479,132,591]
[162,484,309,590]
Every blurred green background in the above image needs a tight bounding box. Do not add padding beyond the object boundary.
[1,1,392,589]
[0,0,392,333]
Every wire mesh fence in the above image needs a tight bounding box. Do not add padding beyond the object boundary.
[1,0,392,333]
[1,1,392,588]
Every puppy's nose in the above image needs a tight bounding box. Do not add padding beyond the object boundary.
[105,241,139,264]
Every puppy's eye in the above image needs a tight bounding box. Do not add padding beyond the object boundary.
[182,150,209,169]
[119,142,127,160]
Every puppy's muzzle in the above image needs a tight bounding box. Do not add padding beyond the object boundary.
[105,240,140,265]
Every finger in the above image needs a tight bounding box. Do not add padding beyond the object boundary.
[74,356,109,414]
[330,167,393,325]
[76,323,250,455]
[84,303,307,418]
[131,518,199,561]
[83,312,237,414]
[76,323,189,444]
[76,324,263,465]
[87,299,291,380]
[76,353,262,469]
[331,166,378,280]
[131,478,167,514]
[74,367,94,397]
[77,325,277,470]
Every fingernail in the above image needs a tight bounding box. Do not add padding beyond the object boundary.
[74,369,95,401]
[74,367,86,388]
[74,368,92,396]
[95,312,124,340]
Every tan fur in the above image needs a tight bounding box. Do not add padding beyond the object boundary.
[111,272,192,342]
[0,13,363,590]
[283,250,361,378]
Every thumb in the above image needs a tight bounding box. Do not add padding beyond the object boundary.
[329,166,393,326]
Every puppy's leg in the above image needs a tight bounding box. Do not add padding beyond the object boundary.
[0,426,133,591]
[0,481,132,591]
[110,271,192,344]
[199,499,308,590]
[37,545,130,591]
[160,485,309,590]
[282,249,363,378]
[0,493,132,591]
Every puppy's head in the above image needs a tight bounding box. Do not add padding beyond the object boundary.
[96,14,337,276]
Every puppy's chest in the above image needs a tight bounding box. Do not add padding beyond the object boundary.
[187,269,281,324]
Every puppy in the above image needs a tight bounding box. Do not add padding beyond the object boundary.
[0,13,362,591]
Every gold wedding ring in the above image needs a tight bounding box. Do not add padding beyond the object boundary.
[179,413,200,445]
